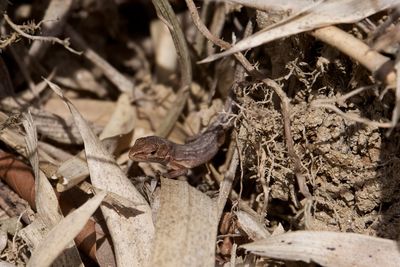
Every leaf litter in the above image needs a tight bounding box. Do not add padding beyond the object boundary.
[0,0,399,266]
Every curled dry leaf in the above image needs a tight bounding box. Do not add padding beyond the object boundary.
[99,93,136,139]
[45,79,154,267]
[22,112,83,266]
[22,112,60,225]
[150,19,178,82]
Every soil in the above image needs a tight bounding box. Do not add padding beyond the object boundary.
[232,37,400,239]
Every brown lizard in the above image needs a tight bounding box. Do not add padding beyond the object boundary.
[129,93,235,178]
[129,126,226,178]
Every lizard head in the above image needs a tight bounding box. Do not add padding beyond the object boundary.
[129,136,172,164]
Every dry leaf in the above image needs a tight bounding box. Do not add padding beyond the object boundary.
[44,98,116,127]
[235,211,270,241]
[215,0,316,11]
[0,230,7,254]
[56,93,135,191]
[99,93,135,139]
[0,260,16,267]
[27,192,106,267]
[202,0,398,62]
[150,178,218,267]
[242,230,400,267]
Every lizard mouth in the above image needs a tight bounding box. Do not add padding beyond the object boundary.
[129,152,147,162]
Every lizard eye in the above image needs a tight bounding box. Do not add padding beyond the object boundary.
[150,150,157,155]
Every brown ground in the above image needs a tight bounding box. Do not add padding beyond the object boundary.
[234,37,400,239]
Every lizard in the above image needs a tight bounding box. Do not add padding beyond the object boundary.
[129,125,226,178]
[129,81,237,178]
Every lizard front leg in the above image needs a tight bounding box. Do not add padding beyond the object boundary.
[163,168,189,178]
[163,161,189,178]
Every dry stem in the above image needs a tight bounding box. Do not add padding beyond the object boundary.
[311,26,396,87]
[152,0,192,138]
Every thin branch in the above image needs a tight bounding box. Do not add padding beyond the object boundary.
[3,14,81,55]
[311,85,399,131]
[65,25,136,97]
[311,103,393,128]
[257,147,270,216]
[312,85,376,105]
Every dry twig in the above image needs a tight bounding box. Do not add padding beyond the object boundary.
[3,14,81,55]
[65,25,136,98]
[310,26,396,87]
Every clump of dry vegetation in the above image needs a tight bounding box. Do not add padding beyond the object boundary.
[0,0,399,266]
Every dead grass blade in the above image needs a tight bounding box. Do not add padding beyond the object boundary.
[202,0,398,62]
[242,231,400,267]
[27,191,106,267]
[22,112,60,225]
[217,148,238,218]
[45,80,154,266]
[216,0,316,11]
[150,178,218,267]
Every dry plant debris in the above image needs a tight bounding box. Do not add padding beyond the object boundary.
[0,0,398,266]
